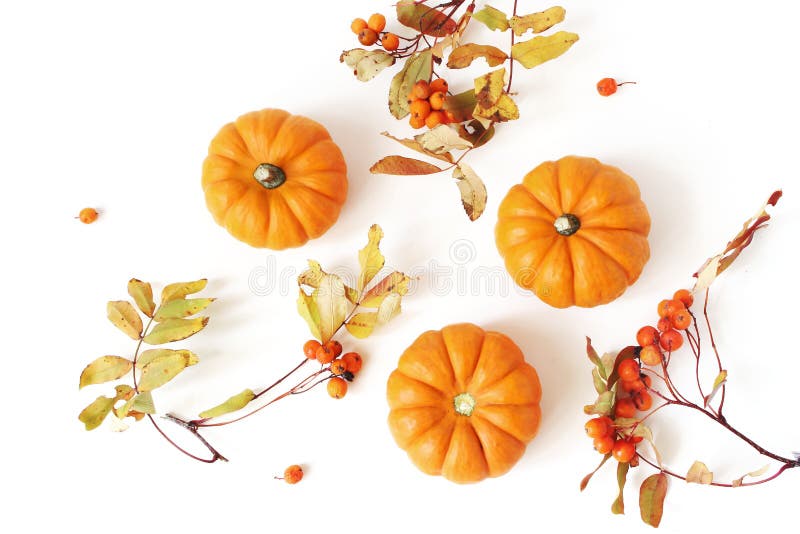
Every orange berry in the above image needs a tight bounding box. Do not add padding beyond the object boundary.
[620,378,645,393]
[425,110,447,129]
[342,352,363,374]
[584,416,613,438]
[330,359,348,375]
[612,440,636,463]
[409,115,425,129]
[411,80,431,100]
[281,464,304,484]
[351,18,368,34]
[659,329,683,352]
[673,289,694,308]
[671,309,692,330]
[303,340,322,360]
[382,32,399,51]
[596,77,618,96]
[325,340,343,358]
[444,110,457,123]
[409,99,431,120]
[656,316,672,333]
[593,435,615,455]
[78,207,98,224]
[367,13,386,33]
[636,326,659,347]
[639,344,663,366]
[316,345,335,364]
[633,391,653,411]
[429,78,448,94]
[657,298,685,318]
[618,359,640,382]
[358,28,378,46]
[429,91,446,110]
[614,398,636,419]
[327,376,348,399]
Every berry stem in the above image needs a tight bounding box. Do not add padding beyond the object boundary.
[636,453,795,488]
[703,289,727,416]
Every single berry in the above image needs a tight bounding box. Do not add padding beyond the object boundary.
[425,110,447,128]
[614,398,636,419]
[280,464,304,484]
[382,32,400,51]
[316,345,336,364]
[596,77,636,97]
[325,340,343,357]
[367,13,386,33]
[620,378,645,393]
[411,80,431,100]
[351,18,368,34]
[358,28,378,46]
[303,340,322,360]
[659,329,683,352]
[429,78,448,94]
[327,376,348,399]
[429,91,446,111]
[658,298,685,319]
[409,99,431,120]
[633,390,653,411]
[342,352,363,374]
[656,316,672,333]
[78,207,99,224]
[636,325,659,347]
[330,359,348,375]
[671,309,692,330]
[612,440,636,463]
[584,416,613,438]
[673,289,694,308]
[639,344,663,366]
[618,359,640,382]
[593,435,615,455]
[409,115,426,129]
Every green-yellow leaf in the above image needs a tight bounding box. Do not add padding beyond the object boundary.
[199,389,256,419]
[345,312,378,339]
[447,44,508,69]
[298,260,325,288]
[161,279,207,304]
[473,68,519,124]
[586,336,601,368]
[509,6,566,36]
[358,224,385,292]
[612,461,629,514]
[138,350,198,392]
[442,90,477,123]
[591,368,606,395]
[686,461,714,485]
[116,391,156,419]
[340,48,396,82]
[580,453,611,491]
[370,155,444,176]
[127,279,155,318]
[297,289,321,340]
[137,348,197,369]
[107,301,143,340]
[143,317,208,345]
[584,390,614,416]
[389,50,433,119]
[639,473,668,528]
[79,356,133,389]
[380,132,454,163]
[453,163,487,221]
[473,5,509,31]
[511,31,579,69]
[414,125,473,154]
[154,298,215,321]
[314,274,349,343]
[361,271,411,308]
[79,395,116,431]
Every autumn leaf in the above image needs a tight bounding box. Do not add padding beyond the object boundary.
[442,90,477,123]
[314,274,349,343]
[473,5,509,31]
[199,389,256,419]
[686,461,714,485]
[376,292,402,324]
[79,356,133,389]
[396,0,457,36]
[136,348,196,369]
[586,336,602,368]
[447,44,508,69]
[345,312,378,339]
[473,68,519,124]
[415,124,473,154]
[509,6,566,36]
[78,395,116,431]
[584,391,614,416]
[143,317,208,345]
[358,225,385,292]
[704,370,727,408]
[297,288,322,340]
[154,298,215,321]
[161,279,207,304]
[639,473,668,528]
[456,120,495,148]
[361,271,411,308]
[381,132,454,163]
[732,464,770,487]
[138,349,199,392]
[107,301,143,340]
[612,462,629,514]
[511,31,579,69]
[453,163,487,221]
[370,155,444,176]
[127,279,155,318]
[389,50,433,119]
[340,48,395,82]
[580,453,611,491]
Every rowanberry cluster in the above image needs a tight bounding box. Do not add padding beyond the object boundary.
[407,79,454,130]
[303,339,363,399]
[637,289,693,366]
[351,14,400,52]
[584,415,642,464]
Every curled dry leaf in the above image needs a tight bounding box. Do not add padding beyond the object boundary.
[442,90,477,123]
[704,370,727,408]
[361,271,411,307]
[79,356,133,389]
[686,461,714,485]
[447,44,508,69]
[732,464,770,487]
[639,473,668,528]
[381,132,454,163]
[314,274,349,343]
[78,385,134,431]
[389,50,433,119]
[509,6,566,36]
[453,163,487,221]
[415,124,473,154]
[297,289,322,340]
[472,4,509,31]
[511,31,579,69]
[198,389,256,419]
[340,48,396,82]
[107,301,143,340]
[612,462,629,514]
[456,120,495,148]
[396,0,458,37]
[580,453,611,491]
[473,68,519,125]
[370,155,444,176]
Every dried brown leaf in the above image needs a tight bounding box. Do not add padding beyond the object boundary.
[370,155,444,176]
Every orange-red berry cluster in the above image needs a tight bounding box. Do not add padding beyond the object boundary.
[584,415,642,464]
[636,289,693,366]
[407,79,454,129]
[303,339,363,399]
[351,14,400,52]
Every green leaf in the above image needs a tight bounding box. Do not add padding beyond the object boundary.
[612,461,629,514]
[314,274,349,343]
[340,48,396,82]
[586,336,602,368]
[509,6,566,36]
[137,348,197,369]
[79,356,133,389]
[107,301,143,340]
[358,224,385,292]
[442,90,477,123]
[686,461,714,485]
[297,289,322,340]
[79,395,116,430]
[473,5,509,31]
[154,298,215,321]
[639,473,668,528]
[447,44,508,69]
[132,391,156,414]
[143,317,208,345]
[580,453,611,491]
[345,312,378,339]
[388,50,433,119]
[127,279,155,318]
[361,271,411,308]
[473,68,519,124]
[453,163,487,221]
[396,0,458,36]
[415,125,473,154]
[161,279,207,304]
[138,350,199,392]
[591,368,607,395]
[380,131,454,163]
[370,155,444,176]
[199,389,256,419]
[511,31,579,69]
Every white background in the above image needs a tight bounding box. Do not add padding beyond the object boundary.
[2,1,799,532]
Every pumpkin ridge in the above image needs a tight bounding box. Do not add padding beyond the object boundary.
[500,236,558,281]
[272,191,309,244]
[471,412,526,451]
[442,324,486,390]
[565,234,578,304]
[534,237,574,305]
[571,233,631,281]
[468,361,519,397]
[203,154,252,186]
[390,371,450,403]
[285,181,341,204]
[561,159,603,214]
[496,213,559,225]
[391,406,449,445]
[552,159,565,214]
[222,188,270,245]
[269,115,331,166]
[204,178,249,218]
[577,202,650,235]
[234,110,290,164]
[517,183,559,220]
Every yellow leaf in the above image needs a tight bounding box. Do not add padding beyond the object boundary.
[388,50,432,119]
[143,317,208,345]
[358,225,385,292]
[199,389,256,419]
[79,356,133,389]
[377,292,402,325]
[473,68,519,123]
[297,289,321,340]
[138,350,198,392]
[345,312,378,339]
[370,155,444,176]
[137,348,197,369]
[414,125,473,154]
[107,301,143,340]
[686,461,714,485]
[298,260,358,303]
[127,279,155,317]
[447,44,508,69]
[154,298,215,321]
[453,163,487,221]
[361,271,411,308]
[314,274,349,343]
[511,31,579,69]
[340,48,395,82]
[161,279,207,304]
[473,5,509,31]
[509,6,566,36]
[78,395,116,431]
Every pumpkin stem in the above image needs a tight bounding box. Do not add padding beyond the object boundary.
[453,392,476,417]
[253,163,286,189]
[554,213,581,236]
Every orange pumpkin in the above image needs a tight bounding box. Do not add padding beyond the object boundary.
[201,109,348,249]
[387,323,542,483]
[495,156,651,308]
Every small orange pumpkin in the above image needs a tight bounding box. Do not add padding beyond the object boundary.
[201,109,348,249]
[495,156,651,308]
[387,323,542,483]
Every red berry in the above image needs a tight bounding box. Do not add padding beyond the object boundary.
[658,299,685,318]
[633,390,653,411]
[593,435,615,455]
[656,316,672,333]
[614,398,636,419]
[303,340,321,360]
[341,352,363,374]
[636,326,659,347]
[280,464,304,484]
[584,416,613,438]
[316,345,335,364]
[330,359,348,375]
[671,308,692,330]
[596,77,618,96]
[659,329,684,352]
[612,440,636,463]
[673,289,694,308]
[325,340,343,358]
[640,345,663,366]
[618,359,640,382]
[327,376,348,399]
